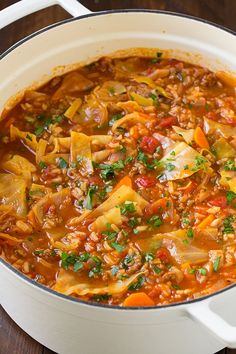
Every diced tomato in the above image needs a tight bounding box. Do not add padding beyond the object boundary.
[156,248,170,264]
[206,111,218,121]
[208,196,227,208]
[135,176,156,188]
[158,116,176,128]
[88,176,104,187]
[140,136,160,154]
[145,198,168,215]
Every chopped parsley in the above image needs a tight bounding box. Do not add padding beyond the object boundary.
[109,113,123,126]
[122,255,134,269]
[85,185,97,210]
[26,134,32,141]
[111,266,119,276]
[226,191,236,204]
[224,160,236,171]
[128,275,145,291]
[38,161,47,169]
[98,160,125,180]
[187,228,194,238]
[199,267,207,276]
[57,157,68,169]
[147,215,163,228]
[111,242,125,252]
[89,256,103,277]
[154,266,162,274]
[165,162,175,171]
[61,252,90,272]
[102,229,118,241]
[213,256,221,272]
[34,126,44,137]
[119,202,136,215]
[144,252,154,262]
[223,216,234,234]
[92,294,111,302]
[128,216,139,228]
[192,156,208,172]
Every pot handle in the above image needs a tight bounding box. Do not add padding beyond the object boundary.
[0,0,91,30]
[187,298,236,348]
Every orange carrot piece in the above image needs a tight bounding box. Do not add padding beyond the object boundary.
[194,126,209,149]
[123,292,155,307]
[197,214,214,229]
[110,176,132,195]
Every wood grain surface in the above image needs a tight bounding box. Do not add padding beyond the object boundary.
[0,1,236,353]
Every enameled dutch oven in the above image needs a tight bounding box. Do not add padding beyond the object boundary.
[0,1,236,353]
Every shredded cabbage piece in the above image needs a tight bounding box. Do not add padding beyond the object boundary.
[212,138,235,159]
[220,170,236,193]
[10,125,38,151]
[138,230,208,264]
[70,131,93,174]
[204,118,236,138]
[51,137,70,154]
[54,269,144,296]
[30,188,71,225]
[52,72,93,101]
[91,207,123,232]
[172,126,194,144]
[0,174,27,216]
[36,139,48,164]
[2,154,36,180]
[153,132,175,152]
[112,112,149,132]
[0,232,22,243]
[157,142,211,181]
[76,185,148,223]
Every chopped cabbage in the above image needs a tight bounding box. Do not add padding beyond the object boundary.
[138,229,208,264]
[212,138,235,159]
[0,174,27,216]
[91,207,122,232]
[157,142,211,181]
[70,131,93,174]
[112,112,149,132]
[31,188,71,225]
[204,118,236,138]
[2,154,36,180]
[54,269,144,296]
[172,126,194,144]
[76,185,148,223]
[10,125,38,151]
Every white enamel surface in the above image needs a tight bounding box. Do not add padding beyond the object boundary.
[1,12,236,114]
[0,10,236,353]
[0,262,223,354]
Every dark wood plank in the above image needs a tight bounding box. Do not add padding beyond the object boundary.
[0,306,43,354]
[1,1,236,353]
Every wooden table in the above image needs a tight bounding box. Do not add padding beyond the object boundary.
[0,1,236,353]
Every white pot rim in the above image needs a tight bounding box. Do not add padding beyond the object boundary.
[0,9,235,312]
[1,8,235,61]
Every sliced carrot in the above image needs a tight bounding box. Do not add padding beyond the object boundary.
[123,292,155,307]
[197,214,214,229]
[194,126,209,149]
[110,176,132,195]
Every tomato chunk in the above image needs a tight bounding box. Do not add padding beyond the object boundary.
[156,248,170,264]
[158,116,176,128]
[135,176,156,188]
[140,136,159,154]
[208,196,227,208]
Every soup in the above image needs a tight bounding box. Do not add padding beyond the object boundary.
[1,53,236,307]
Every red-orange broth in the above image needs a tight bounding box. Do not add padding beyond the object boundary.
[1,54,236,307]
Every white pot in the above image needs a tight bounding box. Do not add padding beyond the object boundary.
[0,1,236,353]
